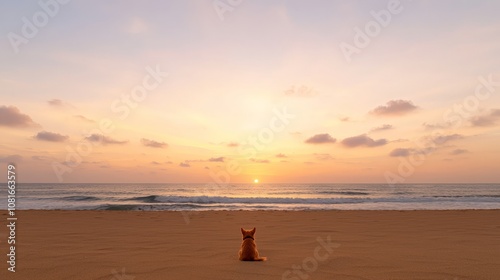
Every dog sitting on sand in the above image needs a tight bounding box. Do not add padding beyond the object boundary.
[239,227,267,261]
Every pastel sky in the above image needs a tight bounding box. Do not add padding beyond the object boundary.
[1,0,500,183]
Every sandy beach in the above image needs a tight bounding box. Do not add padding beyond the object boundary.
[1,210,499,280]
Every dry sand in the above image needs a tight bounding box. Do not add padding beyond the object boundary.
[1,210,499,280]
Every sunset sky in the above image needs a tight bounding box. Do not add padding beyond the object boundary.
[1,0,500,183]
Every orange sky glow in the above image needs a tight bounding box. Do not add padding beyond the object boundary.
[1,1,500,183]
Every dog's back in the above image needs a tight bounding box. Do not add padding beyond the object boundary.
[239,227,267,261]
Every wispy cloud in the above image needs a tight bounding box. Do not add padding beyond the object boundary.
[250,158,270,163]
[370,124,393,132]
[227,142,239,147]
[390,146,438,157]
[422,122,452,130]
[0,154,23,163]
[470,109,500,127]
[81,161,104,165]
[141,138,168,148]
[313,153,334,160]
[74,115,95,123]
[389,148,412,157]
[179,162,190,167]
[391,139,409,143]
[342,134,387,148]
[48,99,74,109]
[428,133,463,145]
[371,100,418,116]
[48,99,64,107]
[32,155,55,161]
[34,131,69,142]
[450,149,469,155]
[208,157,225,162]
[0,106,37,127]
[276,153,287,158]
[305,133,336,144]
[85,134,128,145]
[186,157,225,163]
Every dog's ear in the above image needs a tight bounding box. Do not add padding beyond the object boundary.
[241,228,245,235]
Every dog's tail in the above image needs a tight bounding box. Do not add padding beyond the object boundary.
[254,257,267,261]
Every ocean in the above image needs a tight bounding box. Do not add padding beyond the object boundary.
[2,183,500,211]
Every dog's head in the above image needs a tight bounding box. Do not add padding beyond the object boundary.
[241,227,256,240]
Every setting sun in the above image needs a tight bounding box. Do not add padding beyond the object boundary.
[254,179,259,184]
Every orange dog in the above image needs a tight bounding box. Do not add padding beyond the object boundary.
[239,227,267,261]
